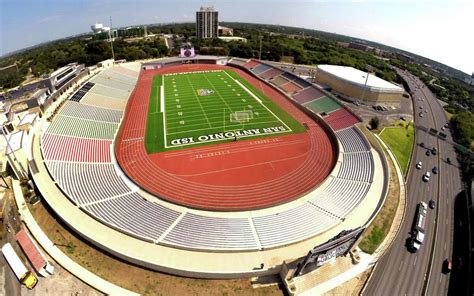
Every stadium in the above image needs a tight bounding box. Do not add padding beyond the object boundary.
[30,55,388,284]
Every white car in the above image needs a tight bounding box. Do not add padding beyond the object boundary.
[423,171,431,182]
[416,161,422,169]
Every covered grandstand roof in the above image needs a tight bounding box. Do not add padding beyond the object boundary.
[317,65,404,93]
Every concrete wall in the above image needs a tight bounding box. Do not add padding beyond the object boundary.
[316,70,403,104]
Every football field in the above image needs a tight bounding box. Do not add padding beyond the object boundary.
[145,69,305,153]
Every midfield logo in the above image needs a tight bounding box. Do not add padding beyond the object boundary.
[196,89,215,96]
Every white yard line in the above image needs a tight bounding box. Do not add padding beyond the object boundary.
[185,75,213,128]
[223,70,292,132]
[162,76,168,148]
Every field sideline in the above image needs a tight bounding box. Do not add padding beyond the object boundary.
[145,69,305,153]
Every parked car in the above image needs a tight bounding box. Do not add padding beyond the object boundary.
[433,166,438,174]
[429,200,436,209]
[416,161,422,169]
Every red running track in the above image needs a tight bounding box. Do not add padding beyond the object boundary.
[116,64,336,211]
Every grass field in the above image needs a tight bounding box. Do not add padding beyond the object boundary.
[379,124,414,175]
[145,70,305,153]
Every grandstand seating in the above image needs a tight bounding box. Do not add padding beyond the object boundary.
[89,84,131,100]
[270,76,290,86]
[293,78,312,88]
[85,192,181,242]
[251,64,272,75]
[303,96,342,114]
[81,93,128,110]
[309,178,371,219]
[45,161,132,206]
[324,108,360,131]
[46,115,118,140]
[292,87,326,104]
[336,127,370,153]
[281,82,303,93]
[252,203,339,248]
[42,134,111,163]
[243,60,261,69]
[228,57,249,67]
[258,68,283,80]
[70,82,95,102]
[60,101,123,123]
[338,152,374,182]
[281,72,296,81]
[162,214,259,250]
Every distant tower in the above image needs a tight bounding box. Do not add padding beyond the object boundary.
[196,6,218,39]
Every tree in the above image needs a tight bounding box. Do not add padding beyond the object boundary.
[369,117,380,130]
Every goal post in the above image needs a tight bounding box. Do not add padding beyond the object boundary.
[230,110,253,123]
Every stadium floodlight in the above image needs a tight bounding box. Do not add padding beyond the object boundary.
[109,16,115,61]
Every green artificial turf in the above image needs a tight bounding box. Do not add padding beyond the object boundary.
[145,69,305,153]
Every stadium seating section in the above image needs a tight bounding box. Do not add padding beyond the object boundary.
[41,61,377,252]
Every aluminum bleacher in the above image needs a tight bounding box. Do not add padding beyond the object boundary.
[252,203,339,249]
[162,214,259,250]
[85,192,182,242]
[45,161,132,206]
[60,101,123,123]
[338,152,374,183]
[45,115,118,140]
[336,127,370,153]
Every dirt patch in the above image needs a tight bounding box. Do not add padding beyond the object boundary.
[28,201,283,296]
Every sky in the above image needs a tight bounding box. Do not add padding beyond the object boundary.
[0,0,472,74]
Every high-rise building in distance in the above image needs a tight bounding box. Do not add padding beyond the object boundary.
[196,6,218,39]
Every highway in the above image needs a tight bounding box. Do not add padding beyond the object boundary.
[364,70,463,295]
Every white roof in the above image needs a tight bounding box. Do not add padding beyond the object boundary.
[18,113,37,126]
[5,130,24,154]
[317,64,404,93]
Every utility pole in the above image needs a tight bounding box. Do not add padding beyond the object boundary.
[109,16,115,61]
[258,35,263,60]
[361,65,373,103]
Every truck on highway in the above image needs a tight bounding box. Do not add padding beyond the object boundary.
[409,202,428,252]
[1,243,38,289]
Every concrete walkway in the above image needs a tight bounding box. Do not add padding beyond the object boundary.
[12,179,139,296]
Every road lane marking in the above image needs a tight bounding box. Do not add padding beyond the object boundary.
[444,242,446,250]
[399,261,403,271]
[414,256,418,266]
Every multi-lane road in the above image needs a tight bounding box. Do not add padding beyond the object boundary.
[365,70,463,295]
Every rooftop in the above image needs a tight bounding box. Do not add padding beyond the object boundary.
[317,65,404,92]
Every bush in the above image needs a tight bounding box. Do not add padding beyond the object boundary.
[369,117,380,130]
